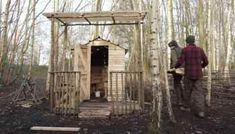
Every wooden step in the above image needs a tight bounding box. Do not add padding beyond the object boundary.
[79,109,111,118]
[78,102,112,118]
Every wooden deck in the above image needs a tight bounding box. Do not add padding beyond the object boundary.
[78,101,141,118]
[79,101,112,118]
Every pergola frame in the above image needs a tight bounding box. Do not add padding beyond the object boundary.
[43,11,146,26]
[43,11,146,111]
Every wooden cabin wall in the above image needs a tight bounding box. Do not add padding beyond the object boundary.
[108,44,125,101]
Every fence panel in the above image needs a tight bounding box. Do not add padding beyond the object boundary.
[109,71,144,115]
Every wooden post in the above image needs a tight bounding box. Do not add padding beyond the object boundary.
[49,17,55,112]
[62,25,68,71]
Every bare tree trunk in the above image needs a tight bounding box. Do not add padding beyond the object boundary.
[0,0,2,37]
[165,0,175,122]
[28,0,36,77]
[206,0,212,107]
[149,0,163,132]
[224,0,232,86]
[198,0,206,50]
[0,0,11,74]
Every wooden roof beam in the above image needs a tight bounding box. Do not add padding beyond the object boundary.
[61,22,139,26]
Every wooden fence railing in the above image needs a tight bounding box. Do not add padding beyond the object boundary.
[109,71,144,115]
[49,71,81,115]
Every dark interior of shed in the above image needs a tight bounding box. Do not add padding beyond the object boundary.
[90,46,108,99]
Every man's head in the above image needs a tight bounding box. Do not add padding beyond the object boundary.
[186,35,195,44]
[168,40,178,48]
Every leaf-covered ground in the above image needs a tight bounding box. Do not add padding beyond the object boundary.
[0,78,234,134]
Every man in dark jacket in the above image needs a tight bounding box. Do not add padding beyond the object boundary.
[168,40,184,106]
[175,35,208,118]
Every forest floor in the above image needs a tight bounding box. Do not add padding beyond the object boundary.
[0,78,234,134]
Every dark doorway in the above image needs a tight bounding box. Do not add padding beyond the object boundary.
[90,46,108,99]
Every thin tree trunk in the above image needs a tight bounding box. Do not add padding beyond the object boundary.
[28,0,36,77]
[149,0,162,132]
[0,0,11,74]
[224,0,232,86]
[206,0,212,107]
[165,0,176,122]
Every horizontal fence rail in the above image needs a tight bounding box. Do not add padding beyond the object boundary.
[49,71,81,115]
[109,71,144,115]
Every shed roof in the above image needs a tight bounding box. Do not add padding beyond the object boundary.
[84,37,127,50]
[43,11,147,26]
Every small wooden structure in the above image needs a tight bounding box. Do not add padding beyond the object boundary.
[73,37,126,101]
[43,11,146,116]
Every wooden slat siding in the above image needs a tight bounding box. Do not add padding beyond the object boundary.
[108,44,125,102]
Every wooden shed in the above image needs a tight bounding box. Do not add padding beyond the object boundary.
[73,37,126,101]
[43,11,146,116]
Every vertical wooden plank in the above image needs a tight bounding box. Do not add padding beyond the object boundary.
[62,25,68,71]
[64,72,67,115]
[140,72,144,110]
[116,73,119,115]
[56,73,61,112]
[124,72,127,114]
[49,17,55,112]
[68,73,71,114]
[133,73,136,111]
[54,73,57,112]
[87,44,91,100]
[110,72,115,114]
[66,72,69,115]
[61,73,64,114]
[53,73,57,112]
[77,72,81,114]
[121,72,124,114]
[130,73,134,112]
[138,72,141,108]
[57,73,60,113]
